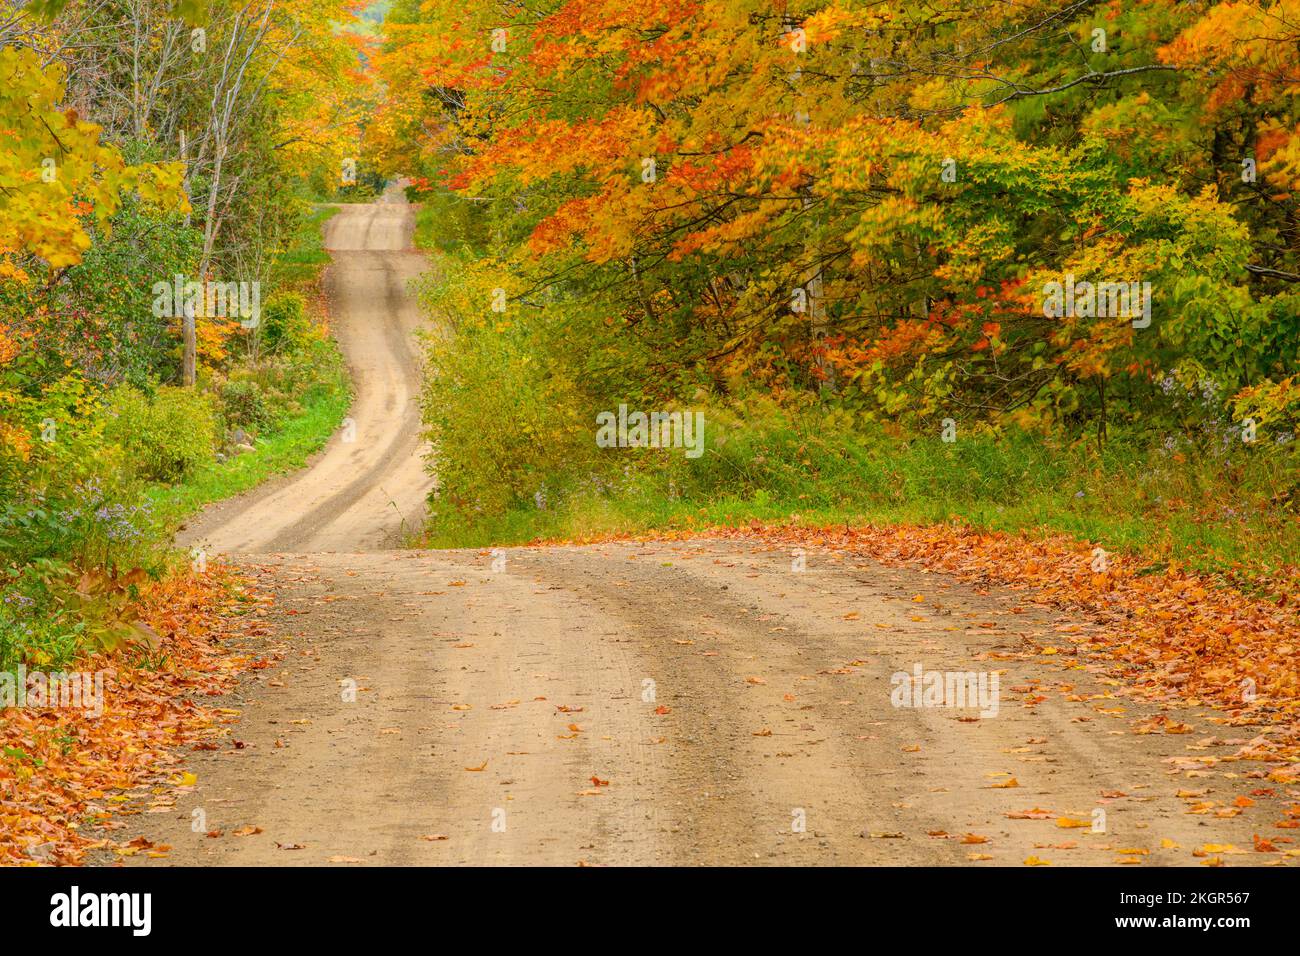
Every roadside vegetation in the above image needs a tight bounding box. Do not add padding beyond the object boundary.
[378,1,1298,602]
[0,1,367,670]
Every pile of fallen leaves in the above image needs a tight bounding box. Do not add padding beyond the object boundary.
[731,522,1300,766]
[0,565,264,866]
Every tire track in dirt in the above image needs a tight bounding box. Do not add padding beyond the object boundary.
[122,544,1284,866]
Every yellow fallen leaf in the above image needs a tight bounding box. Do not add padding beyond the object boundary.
[1194,843,1244,855]
[1056,817,1091,829]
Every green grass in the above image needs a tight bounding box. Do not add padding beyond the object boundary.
[147,340,351,532]
[413,202,436,252]
[272,204,340,291]
[419,403,1298,597]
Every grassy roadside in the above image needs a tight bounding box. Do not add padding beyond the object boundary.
[421,420,1296,596]
[274,203,339,289]
[146,339,350,532]
[414,202,438,253]
[412,194,482,256]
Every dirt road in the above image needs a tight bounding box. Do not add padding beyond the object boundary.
[178,186,432,554]
[128,195,1280,867]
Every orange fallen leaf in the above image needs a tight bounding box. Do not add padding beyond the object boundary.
[1007,808,1053,820]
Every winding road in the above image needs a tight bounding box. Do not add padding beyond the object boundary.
[131,194,1278,867]
[178,186,432,554]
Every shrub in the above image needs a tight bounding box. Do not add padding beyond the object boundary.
[422,316,593,516]
[219,378,274,435]
[106,384,217,482]
[259,292,315,354]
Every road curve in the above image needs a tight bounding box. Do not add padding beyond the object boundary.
[178,186,433,555]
